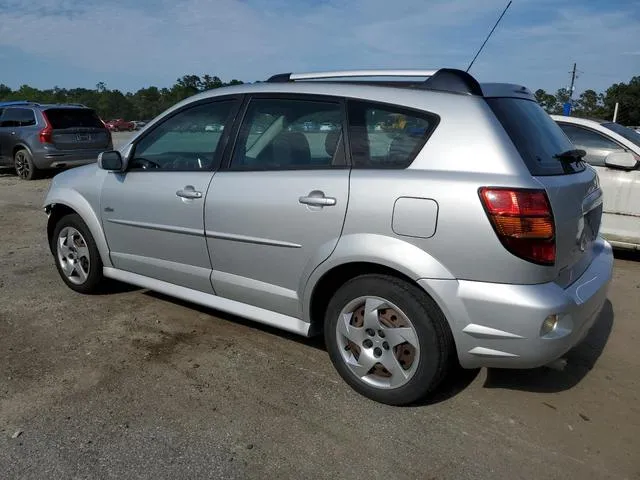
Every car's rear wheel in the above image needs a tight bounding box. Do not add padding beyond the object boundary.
[14,149,39,180]
[324,274,454,406]
[51,213,105,294]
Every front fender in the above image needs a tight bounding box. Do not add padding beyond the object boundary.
[44,188,112,267]
[301,233,454,322]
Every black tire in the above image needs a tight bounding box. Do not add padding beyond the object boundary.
[51,213,105,294]
[14,149,39,180]
[324,274,455,406]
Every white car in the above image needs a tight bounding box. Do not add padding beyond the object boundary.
[552,115,640,250]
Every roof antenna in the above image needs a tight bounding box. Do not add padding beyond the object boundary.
[466,1,513,73]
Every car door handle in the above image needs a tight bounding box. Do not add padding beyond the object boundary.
[176,186,203,199]
[299,191,336,207]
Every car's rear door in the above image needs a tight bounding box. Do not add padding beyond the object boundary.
[100,96,242,292]
[204,94,350,319]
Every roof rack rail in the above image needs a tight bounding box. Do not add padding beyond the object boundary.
[0,100,34,106]
[266,68,483,96]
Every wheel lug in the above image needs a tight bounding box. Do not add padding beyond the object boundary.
[366,328,375,337]
[382,341,389,350]
[377,329,385,338]
[373,347,382,358]
[363,339,373,349]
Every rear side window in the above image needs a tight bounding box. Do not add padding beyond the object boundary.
[347,100,438,168]
[0,107,36,127]
[230,97,346,170]
[44,108,104,129]
[487,98,585,176]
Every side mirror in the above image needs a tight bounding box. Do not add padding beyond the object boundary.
[98,151,123,171]
[604,151,637,170]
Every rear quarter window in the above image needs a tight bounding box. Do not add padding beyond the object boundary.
[44,108,105,129]
[487,98,585,176]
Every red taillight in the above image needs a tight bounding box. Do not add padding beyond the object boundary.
[39,111,53,144]
[479,187,555,265]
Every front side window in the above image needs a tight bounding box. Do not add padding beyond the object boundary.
[130,100,237,171]
[558,123,624,151]
[347,100,437,169]
[601,122,640,148]
[230,97,345,170]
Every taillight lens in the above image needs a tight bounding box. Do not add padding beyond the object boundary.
[39,111,53,144]
[479,187,555,265]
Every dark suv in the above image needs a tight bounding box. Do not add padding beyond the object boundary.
[0,102,112,180]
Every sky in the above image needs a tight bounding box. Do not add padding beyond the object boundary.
[0,0,639,95]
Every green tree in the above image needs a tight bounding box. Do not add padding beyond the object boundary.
[601,77,640,126]
[534,88,558,113]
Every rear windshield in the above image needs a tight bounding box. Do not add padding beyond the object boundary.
[601,122,640,148]
[44,108,104,129]
[487,98,585,176]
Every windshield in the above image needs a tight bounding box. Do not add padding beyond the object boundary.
[487,98,585,176]
[601,122,640,148]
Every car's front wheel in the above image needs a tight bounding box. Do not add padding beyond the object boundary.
[324,274,454,406]
[51,213,105,294]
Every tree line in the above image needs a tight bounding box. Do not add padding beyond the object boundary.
[1,73,639,126]
[0,74,244,121]
[534,76,639,125]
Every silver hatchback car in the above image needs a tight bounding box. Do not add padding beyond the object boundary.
[43,68,613,405]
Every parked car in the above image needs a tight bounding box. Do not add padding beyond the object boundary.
[552,115,640,250]
[0,102,113,180]
[132,120,147,130]
[105,118,135,132]
[43,68,613,405]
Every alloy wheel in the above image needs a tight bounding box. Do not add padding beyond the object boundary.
[56,227,91,285]
[14,151,31,179]
[335,296,420,389]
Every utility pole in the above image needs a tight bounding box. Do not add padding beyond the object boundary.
[568,63,577,100]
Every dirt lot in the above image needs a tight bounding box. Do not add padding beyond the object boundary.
[0,160,639,479]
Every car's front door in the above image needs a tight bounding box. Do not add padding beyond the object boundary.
[558,122,640,244]
[100,97,241,292]
[204,95,350,318]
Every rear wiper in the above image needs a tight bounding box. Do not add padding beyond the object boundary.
[553,149,586,163]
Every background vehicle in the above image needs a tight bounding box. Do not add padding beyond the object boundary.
[553,115,640,250]
[105,118,135,132]
[132,120,147,130]
[0,102,113,180]
[44,69,613,405]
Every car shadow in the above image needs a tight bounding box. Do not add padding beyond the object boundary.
[613,248,640,262]
[482,300,614,393]
[96,279,142,295]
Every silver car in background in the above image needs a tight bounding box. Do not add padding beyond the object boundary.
[552,114,640,250]
[43,68,613,405]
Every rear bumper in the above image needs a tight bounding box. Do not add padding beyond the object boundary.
[33,150,104,169]
[421,237,614,369]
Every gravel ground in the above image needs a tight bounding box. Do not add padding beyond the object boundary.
[0,155,639,479]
